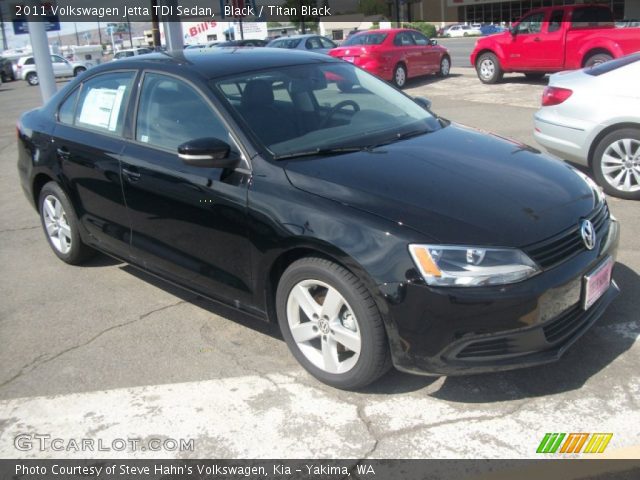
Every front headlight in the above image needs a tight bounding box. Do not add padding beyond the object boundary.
[409,245,540,287]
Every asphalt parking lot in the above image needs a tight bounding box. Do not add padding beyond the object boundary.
[0,69,639,461]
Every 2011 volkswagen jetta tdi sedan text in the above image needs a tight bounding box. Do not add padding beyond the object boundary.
[17,49,620,389]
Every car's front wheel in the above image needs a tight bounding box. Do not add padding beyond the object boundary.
[38,182,95,264]
[26,72,38,86]
[276,257,390,389]
[73,66,86,76]
[476,52,503,84]
[592,128,640,200]
[438,56,451,77]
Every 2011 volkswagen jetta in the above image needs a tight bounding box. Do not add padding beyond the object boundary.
[17,49,620,389]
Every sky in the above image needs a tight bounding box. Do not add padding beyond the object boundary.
[1,21,100,50]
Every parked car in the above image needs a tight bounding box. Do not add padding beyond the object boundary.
[17,49,619,389]
[266,34,337,54]
[480,24,507,36]
[615,19,640,28]
[17,55,87,86]
[470,4,640,84]
[443,24,480,37]
[184,44,207,49]
[212,39,267,48]
[0,56,16,82]
[113,48,153,59]
[534,53,640,200]
[329,29,451,88]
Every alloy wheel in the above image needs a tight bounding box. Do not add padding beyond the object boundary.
[394,66,406,87]
[441,57,450,76]
[286,279,361,374]
[479,59,495,81]
[601,138,640,193]
[42,194,72,254]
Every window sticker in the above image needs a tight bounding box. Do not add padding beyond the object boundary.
[78,85,127,131]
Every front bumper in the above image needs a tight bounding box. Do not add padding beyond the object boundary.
[380,216,620,376]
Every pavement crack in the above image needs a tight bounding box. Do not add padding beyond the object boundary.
[0,299,188,390]
[0,225,39,234]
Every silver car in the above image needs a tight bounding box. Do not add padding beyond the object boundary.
[534,53,640,200]
[266,34,337,55]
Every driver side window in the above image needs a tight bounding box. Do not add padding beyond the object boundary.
[516,13,545,34]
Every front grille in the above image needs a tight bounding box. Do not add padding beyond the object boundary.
[542,304,583,343]
[523,203,609,270]
[456,338,513,359]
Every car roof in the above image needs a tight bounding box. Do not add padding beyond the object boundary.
[271,34,318,40]
[92,48,340,79]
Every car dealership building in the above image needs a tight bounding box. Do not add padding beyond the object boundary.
[410,0,639,24]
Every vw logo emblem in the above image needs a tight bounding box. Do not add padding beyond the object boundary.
[580,219,596,250]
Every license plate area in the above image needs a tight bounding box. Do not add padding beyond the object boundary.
[582,256,613,310]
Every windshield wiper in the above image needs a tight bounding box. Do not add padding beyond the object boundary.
[273,146,371,161]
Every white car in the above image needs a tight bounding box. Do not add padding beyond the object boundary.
[17,55,87,86]
[444,25,481,37]
[113,48,153,59]
[534,53,640,200]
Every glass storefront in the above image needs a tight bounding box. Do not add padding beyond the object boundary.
[460,0,626,24]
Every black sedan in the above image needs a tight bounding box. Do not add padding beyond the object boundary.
[17,49,620,389]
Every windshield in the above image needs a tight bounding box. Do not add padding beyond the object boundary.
[212,62,441,158]
[342,33,388,46]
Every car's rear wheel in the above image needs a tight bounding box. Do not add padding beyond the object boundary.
[276,257,391,389]
[392,63,407,88]
[592,128,640,200]
[73,66,86,76]
[476,52,503,84]
[38,182,95,264]
[584,53,612,68]
[26,72,38,86]
[438,56,451,77]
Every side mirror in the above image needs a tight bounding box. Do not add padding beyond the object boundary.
[178,138,239,169]
[413,96,432,110]
[429,39,438,46]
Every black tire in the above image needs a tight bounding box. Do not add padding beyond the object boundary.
[592,128,640,200]
[73,67,86,77]
[276,257,391,389]
[392,63,407,88]
[26,72,38,86]
[476,52,503,84]
[437,55,451,77]
[524,73,546,81]
[38,182,96,264]
[584,53,612,68]
[0,72,6,83]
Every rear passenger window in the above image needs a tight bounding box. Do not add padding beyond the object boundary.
[74,71,135,135]
[58,87,80,124]
[135,73,230,152]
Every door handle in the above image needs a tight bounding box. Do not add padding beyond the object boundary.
[122,167,141,182]
[56,147,70,161]
[534,37,541,42]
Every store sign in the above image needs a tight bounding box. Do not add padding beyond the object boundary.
[11,1,61,35]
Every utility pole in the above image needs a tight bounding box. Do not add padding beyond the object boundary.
[0,0,8,51]
[97,21,103,46]
[150,0,161,48]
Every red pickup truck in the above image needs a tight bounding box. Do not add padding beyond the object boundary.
[470,4,640,83]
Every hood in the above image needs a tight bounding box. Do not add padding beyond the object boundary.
[283,123,596,247]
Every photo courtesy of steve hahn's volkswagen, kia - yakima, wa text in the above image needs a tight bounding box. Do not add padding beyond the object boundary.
[1,0,640,477]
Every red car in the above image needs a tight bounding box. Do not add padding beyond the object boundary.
[470,4,640,84]
[329,29,451,88]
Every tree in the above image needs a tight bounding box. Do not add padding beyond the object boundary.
[284,0,320,33]
[360,0,388,17]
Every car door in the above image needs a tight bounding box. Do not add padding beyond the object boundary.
[120,71,254,305]
[393,31,421,76]
[537,9,566,69]
[51,70,137,257]
[508,12,546,69]
[410,31,439,74]
[51,55,72,77]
